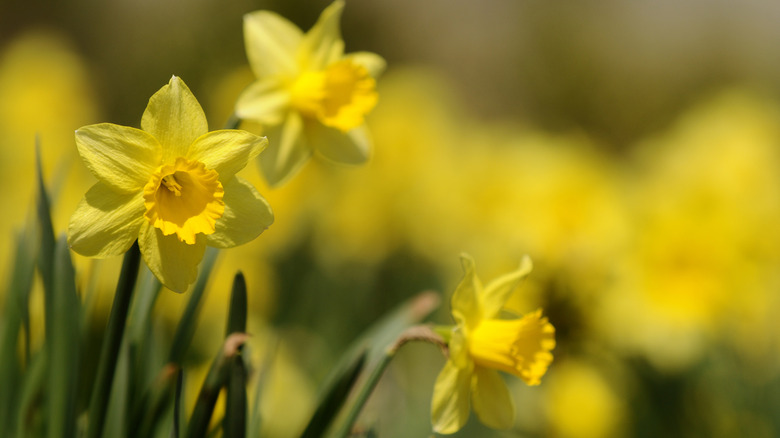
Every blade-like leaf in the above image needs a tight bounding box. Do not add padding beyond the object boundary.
[223,356,247,438]
[298,291,440,438]
[300,350,367,438]
[86,241,142,438]
[172,369,183,438]
[15,349,47,438]
[48,235,81,438]
[0,229,37,431]
[185,333,249,438]
[224,272,249,438]
[35,139,56,344]
[226,272,247,336]
[324,291,440,437]
[168,247,219,365]
[132,364,179,438]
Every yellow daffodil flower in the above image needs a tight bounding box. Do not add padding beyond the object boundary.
[432,254,555,434]
[68,76,274,293]
[236,0,386,186]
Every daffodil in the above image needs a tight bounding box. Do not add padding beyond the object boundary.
[236,0,385,186]
[432,254,555,434]
[68,76,274,293]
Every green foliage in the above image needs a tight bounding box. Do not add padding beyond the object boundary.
[0,164,440,437]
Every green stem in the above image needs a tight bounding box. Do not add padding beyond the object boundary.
[331,325,446,438]
[331,352,393,438]
[86,241,142,438]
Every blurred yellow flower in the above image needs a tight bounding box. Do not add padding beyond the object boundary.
[599,90,780,369]
[68,76,273,292]
[236,0,385,186]
[545,360,624,438]
[432,254,555,434]
[0,30,99,279]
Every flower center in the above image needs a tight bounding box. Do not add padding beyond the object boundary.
[143,157,225,244]
[161,174,183,196]
[468,310,556,385]
[290,59,378,132]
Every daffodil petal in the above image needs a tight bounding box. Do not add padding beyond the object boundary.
[207,177,274,248]
[68,182,146,257]
[471,367,515,430]
[75,123,161,193]
[309,122,371,165]
[480,255,533,319]
[141,76,208,162]
[451,253,482,330]
[235,77,290,125]
[449,327,470,369]
[299,0,345,71]
[260,110,311,187]
[243,10,302,78]
[188,130,268,182]
[431,360,472,435]
[139,221,206,293]
[344,52,386,78]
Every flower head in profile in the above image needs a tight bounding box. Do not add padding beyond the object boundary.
[236,0,386,186]
[432,254,555,434]
[68,76,274,292]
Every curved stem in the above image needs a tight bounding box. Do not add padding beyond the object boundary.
[332,325,446,438]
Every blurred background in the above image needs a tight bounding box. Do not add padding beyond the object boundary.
[3,0,780,436]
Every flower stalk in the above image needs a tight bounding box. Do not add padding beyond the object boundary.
[332,325,446,438]
[85,241,142,438]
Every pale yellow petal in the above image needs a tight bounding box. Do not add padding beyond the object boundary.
[235,77,290,125]
[480,255,533,319]
[187,130,268,182]
[243,10,302,78]
[299,0,345,71]
[75,123,161,193]
[139,221,206,293]
[141,76,208,162]
[68,182,145,257]
[431,360,472,435]
[449,327,470,369]
[259,110,311,187]
[206,177,273,248]
[344,52,386,78]
[308,122,370,165]
[451,253,482,330]
[471,367,515,430]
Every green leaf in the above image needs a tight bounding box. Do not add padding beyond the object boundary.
[226,271,247,336]
[0,229,37,432]
[131,364,179,438]
[15,349,46,438]
[300,350,367,438]
[168,246,219,365]
[35,139,56,345]
[172,369,183,438]
[247,340,275,438]
[127,265,164,412]
[224,272,248,438]
[223,356,247,438]
[185,333,249,438]
[129,265,164,345]
[348,291,440,364]
[48,235,81,438]
[86,242,142,438]
[103,342,131,438]
[324,291,441,437]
